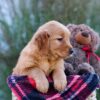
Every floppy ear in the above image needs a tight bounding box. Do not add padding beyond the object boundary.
[66,24,77,33]
[35,30,50,55]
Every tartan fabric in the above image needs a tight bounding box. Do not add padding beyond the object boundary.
[7,73,99,100]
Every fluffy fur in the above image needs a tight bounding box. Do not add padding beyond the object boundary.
[13,21,72,93]
[64,24,100,100]
[65,24,100,76]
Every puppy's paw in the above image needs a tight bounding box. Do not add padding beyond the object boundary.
[30,68,49,93]
[36,78,49,93]
[54,74,67,91]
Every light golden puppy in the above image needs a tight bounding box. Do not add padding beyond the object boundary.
[13,21,72,93]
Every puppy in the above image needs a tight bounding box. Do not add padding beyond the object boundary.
[13,21,72,93]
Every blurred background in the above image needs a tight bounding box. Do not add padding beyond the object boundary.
[0,0,100,100]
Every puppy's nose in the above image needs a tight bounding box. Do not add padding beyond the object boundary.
[82,32,89,37]
[69,48,73,54]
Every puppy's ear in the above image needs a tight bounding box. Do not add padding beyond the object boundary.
[35,30,50,54]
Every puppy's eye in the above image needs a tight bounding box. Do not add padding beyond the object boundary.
[57,38,63,41]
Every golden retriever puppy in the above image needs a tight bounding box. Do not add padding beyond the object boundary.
[13,20,72,93]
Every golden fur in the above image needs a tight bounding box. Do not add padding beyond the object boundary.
[13,21,72,93]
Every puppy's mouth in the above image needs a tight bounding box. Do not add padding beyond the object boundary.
[54,48,74,59]
[59,52,73,59]
[64,49,74,59]
[64,53,73,59]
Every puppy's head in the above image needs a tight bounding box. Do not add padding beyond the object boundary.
[34,21,72,59]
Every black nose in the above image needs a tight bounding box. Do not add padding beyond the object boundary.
[82,32,89,37]
[69,48,73,54]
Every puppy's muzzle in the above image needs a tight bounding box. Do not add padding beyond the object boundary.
[69,48,73,55]
[68,48,74,58]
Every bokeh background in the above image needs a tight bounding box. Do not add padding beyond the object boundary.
[0,0,100,100]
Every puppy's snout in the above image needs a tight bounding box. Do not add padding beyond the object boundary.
[69,48,73,54]
[82,32,89,37]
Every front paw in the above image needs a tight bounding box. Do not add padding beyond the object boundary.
[35,77,49,93]
[54,74,67,91]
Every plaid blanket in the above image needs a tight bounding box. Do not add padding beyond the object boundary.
[7,73,99,100]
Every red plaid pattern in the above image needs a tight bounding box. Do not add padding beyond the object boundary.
[7,73,99,100]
